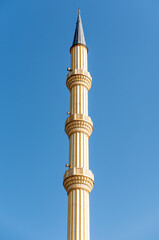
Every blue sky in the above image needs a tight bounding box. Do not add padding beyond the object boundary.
[0,0,159,239]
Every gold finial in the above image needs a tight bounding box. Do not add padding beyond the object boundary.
[78,9,80,15]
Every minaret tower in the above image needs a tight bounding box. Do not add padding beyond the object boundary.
[63,10,94,240]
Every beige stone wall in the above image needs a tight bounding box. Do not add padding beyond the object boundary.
[71,45,88,71]
[67,190,90,240]
[64,44,94,240]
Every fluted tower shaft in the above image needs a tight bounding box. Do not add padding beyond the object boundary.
[64,10,94,240]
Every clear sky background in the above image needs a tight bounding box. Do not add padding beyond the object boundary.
[0,0,159,240]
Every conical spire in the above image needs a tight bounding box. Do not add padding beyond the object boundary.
[72,9,86,48]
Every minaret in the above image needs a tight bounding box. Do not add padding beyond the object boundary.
[63,9,94,240]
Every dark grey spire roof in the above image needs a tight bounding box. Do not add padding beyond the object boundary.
[72,10,86,48]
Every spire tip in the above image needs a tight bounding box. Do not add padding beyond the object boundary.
[71,8,87,49]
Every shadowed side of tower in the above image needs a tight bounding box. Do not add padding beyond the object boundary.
[63,10,94,240]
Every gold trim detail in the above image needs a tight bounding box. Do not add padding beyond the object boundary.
[63,168,94,194]
[70,44,88,53]
[66,70,92,91]
[65,114,93,137]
